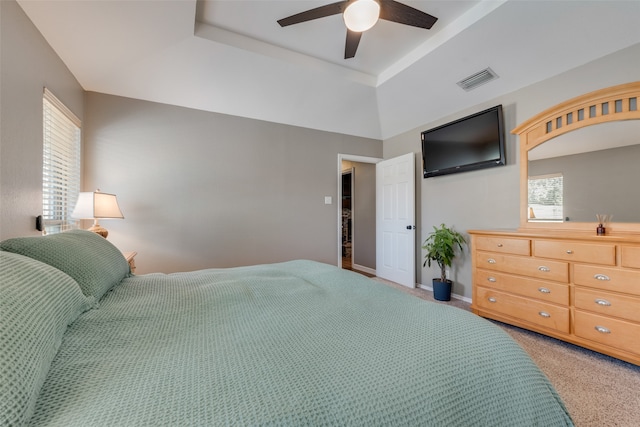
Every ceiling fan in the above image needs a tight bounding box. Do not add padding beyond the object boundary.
[277,0,438,59]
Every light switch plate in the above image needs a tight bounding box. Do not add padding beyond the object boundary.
[324,196,332,205]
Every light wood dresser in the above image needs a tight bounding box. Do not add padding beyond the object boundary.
[469,230,640,366]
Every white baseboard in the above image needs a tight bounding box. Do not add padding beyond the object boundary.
[352,264,376,276]
[418,283,472,304]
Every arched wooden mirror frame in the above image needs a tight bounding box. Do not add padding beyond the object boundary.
[512,81,640,234]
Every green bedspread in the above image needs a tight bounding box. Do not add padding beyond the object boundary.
[28,260,573,426]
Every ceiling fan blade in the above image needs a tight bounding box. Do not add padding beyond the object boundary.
[344,29,362,59]
[278,1,349,27]
[379,0,438,29]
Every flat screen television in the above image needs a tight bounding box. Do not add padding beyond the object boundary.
[421,105,506,178]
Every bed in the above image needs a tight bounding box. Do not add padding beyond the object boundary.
[1,230,573,426]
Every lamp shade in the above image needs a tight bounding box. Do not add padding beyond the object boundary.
[343,0,380,32]
[72,191,124,219]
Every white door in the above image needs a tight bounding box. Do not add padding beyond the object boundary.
[376,153,416,288]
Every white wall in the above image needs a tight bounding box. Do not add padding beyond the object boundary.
[384,42,640,298]
[0,0,84,239]
[83,92,382,274]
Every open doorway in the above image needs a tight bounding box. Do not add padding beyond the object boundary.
[338,154,382,276]
[341,169,354,270]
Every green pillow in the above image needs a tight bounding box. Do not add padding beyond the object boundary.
[0,229,130,300]
[0,251,93,426]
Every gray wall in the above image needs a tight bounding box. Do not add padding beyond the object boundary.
[83,92,382,273]
[529,144,640,223]
[0,0,84,239]
[384,42,640,299]
[353,162,376,270]
[2,0,639,295]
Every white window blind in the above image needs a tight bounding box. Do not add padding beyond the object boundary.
[42,88,81,234]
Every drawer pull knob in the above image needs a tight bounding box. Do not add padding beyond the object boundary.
[538,266,550,272]
[487,277,497,282]
[594,274,610,281]
[538,311,551,318]
[488,297,497,303]
[595,299,611,307]
[566,250,573,254]
[538,287,551,294]
[487,258,496,264]
[595,326,611,334]
[497,243,503,247]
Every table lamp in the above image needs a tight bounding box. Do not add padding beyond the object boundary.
[72,189,124,238]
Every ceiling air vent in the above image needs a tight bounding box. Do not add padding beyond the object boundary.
[457,68,499,91]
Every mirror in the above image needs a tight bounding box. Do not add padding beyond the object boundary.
[513,81,640,234]
[527,121,640,223]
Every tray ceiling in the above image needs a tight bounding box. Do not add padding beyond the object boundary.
[17,0,640,140]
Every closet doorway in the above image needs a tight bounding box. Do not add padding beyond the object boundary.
[341,169,354,270]
[338,154,381,276]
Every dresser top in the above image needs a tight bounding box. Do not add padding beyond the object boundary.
[468,229,640,244]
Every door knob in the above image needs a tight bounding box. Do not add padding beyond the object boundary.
[406,225,415,230]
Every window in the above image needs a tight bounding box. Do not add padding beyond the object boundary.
[528,173,563,221]
[42,88,81,234]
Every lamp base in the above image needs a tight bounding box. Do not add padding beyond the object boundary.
[88,220,109,238]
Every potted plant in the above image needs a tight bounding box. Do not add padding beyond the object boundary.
[422,223,467,301]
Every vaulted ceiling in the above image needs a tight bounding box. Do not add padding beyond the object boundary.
[17,0,640,140]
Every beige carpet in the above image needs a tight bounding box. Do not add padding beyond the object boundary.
[372,277,640,427]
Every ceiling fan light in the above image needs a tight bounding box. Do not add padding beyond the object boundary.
[343,0,380,32]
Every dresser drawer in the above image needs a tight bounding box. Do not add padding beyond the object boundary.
[621,246,640,269]
[476,287,570,333]
[575,288,640,323]
[474,236,531,256]
[574,310,640,355]
[474,270,569,305]
[476,251,569,283]
[533,240,615,265]
[574,264,640,297]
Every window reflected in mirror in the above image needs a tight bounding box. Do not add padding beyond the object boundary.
[528,174,563,222]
